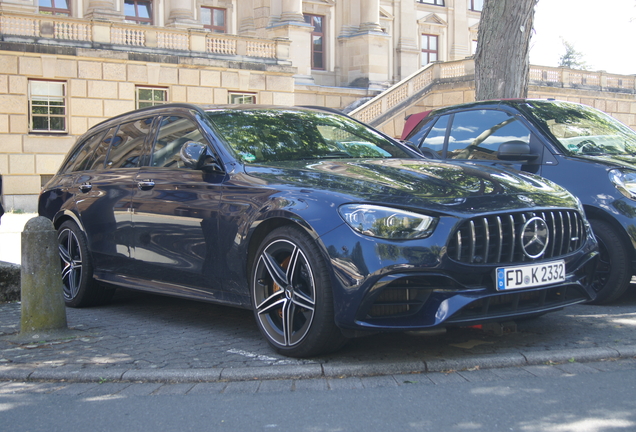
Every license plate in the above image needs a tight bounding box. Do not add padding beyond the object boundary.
[496,260,565,291]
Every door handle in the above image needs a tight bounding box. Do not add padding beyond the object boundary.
[78,183,92,193]
[137,180,155,191]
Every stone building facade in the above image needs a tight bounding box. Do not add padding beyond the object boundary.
[0,0,482,211]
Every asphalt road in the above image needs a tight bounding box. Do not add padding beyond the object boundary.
[2,357,636,432]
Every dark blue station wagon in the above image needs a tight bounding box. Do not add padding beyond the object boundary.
[39,104,599,357]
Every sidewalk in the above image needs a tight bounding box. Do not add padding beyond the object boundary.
[1,213,636,384]
[0,212,37,265]
[2,289,636,384]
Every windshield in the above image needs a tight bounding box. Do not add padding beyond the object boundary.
[205,109,411,163]
[524,100,636,156]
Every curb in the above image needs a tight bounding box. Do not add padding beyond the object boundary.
[2,345,635,384]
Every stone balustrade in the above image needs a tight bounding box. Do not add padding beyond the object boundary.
[0,12,288,61]
[350,58,636,126]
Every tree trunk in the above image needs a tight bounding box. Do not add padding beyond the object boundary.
[475,0,537,100]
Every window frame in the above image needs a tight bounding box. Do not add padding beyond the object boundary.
[38,0,71,16]
[136,87,168,109]
[304,14,326,71]
[124,0,153,25]
[469,0,483,12]
[417,0,445,6]
[28,80,68,134]
[228,93,256,104]
[421,34,439,66]
[201,6,227,33]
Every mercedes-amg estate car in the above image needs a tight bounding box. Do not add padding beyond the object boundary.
[39,104,598,357]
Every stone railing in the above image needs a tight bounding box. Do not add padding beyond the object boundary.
[0,12,288,61]
[529,65,636,92]
[350,59,474,125]
[351,58,636,126]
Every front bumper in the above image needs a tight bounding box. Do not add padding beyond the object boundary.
[320,222,599,332]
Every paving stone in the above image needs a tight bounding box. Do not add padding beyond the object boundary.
[116,383,164,396]
[554,362,601,375]
[293,378,329,392]
[426,371,469,385]
[359,375,399,388]
[80,382,132,397]
[153,383,195,395]
[222,380,260,394]
[490,367,536,380]
[327,377,364,390]
[457,368,504,383]
[256,379,294,393]
[522,364,568,378]
[392,373,434,386]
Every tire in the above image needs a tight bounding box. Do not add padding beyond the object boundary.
[251,226,348,357]
[588,219,632,304]
[57,220,114,308]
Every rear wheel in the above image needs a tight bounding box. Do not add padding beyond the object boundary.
[588,219,632,304]
[57,220,114,307]
[251,226,347,357]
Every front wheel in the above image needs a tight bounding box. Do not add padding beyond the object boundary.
[251,226,347,357]
[57,220,114,308]
[588,219,632,304]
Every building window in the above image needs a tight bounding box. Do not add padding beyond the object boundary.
[29,80,67,133]
[421,34,438,66]
[201,7,226,33]
[39,0,71,16]
[304,14,325,70]
[417,0,445,5]
[125,0,153,25]
[137,87,168,109]
[229,93,256,104]
[469,0,483,11]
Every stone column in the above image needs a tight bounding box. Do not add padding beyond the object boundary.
[281,0,304,23]
[166,0,200,28]
[238,0,256,36]
[396,0,420,79]
[84,0,123,21]
[449,0,471,60]
[267,0,313,83]
[359,0,382,33]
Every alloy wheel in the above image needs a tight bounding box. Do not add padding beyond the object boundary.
[253,239,316,347]
[58,227,83,301]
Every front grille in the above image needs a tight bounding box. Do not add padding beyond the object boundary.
[448,210,585,265]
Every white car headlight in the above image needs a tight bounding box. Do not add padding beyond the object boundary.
[609,169,636,200]
[339,204,438,240]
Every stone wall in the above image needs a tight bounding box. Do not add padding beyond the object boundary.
[0,48,295,212]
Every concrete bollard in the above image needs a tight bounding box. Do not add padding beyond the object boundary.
[19,216,68,335]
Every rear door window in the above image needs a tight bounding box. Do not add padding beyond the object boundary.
[61,129,108,173]
[106,118,153,169]
[151,116,206,168]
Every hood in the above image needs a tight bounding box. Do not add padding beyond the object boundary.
[243,159,578,214]
[575,153,636,170]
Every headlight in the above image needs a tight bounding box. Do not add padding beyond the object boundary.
[609,169,636,200]
[338,204,438,240]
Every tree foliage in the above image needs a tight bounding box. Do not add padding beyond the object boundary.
[558,39,588,70]
[475,0,538,100]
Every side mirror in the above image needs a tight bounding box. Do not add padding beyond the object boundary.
[497,140,539,162]
[180,141,223,172]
